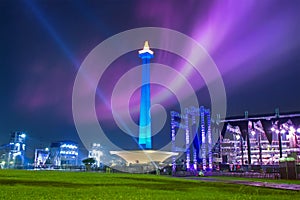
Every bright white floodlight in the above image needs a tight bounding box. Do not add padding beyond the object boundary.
[280,129,286,134]
[289,126,295,133]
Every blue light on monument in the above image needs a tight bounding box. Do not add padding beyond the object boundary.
[138,41,154,149]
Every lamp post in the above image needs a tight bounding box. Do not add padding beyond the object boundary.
[251,129,262,166]
[258,131,263,165]
[272,124,283,159]
[240,135,244,165]
[235,134,240,165]
[236,134,244,165]
[246,129,251,167]
[275,108,282,158]
[277,125,283,158]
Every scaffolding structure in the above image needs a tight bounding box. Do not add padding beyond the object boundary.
[171,106,212,171]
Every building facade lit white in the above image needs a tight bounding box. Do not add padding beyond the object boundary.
[0,131,26,169]
[34,148,50,168]
[48,141,78,167]
[88,143,103,167]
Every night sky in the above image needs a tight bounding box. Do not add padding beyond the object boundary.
[1,0,300,160]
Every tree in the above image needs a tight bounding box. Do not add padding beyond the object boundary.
[82,157,96,171]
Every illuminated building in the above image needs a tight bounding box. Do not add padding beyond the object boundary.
[138,41,154,149]
[88,143,103,167]
[34,148,50,168]
[0,131,26,169]
[48,141,78,167]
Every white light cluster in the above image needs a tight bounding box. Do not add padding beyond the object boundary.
[227,125,241,134]
[60,144,78,149]
[60,150,78,155]
[271,124,300,135]
[91,150,103,157]
[289,126,296,133]
[92,143,101,147]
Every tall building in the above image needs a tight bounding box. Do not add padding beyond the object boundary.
[138,41,154,149]
[0,131,26,168]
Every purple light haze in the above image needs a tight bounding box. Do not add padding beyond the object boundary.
[12,1,300,121]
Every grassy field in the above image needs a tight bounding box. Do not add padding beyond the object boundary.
[0,170,299,200]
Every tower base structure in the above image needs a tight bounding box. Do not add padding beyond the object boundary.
[109,150,178,173]
[171,106,212,172]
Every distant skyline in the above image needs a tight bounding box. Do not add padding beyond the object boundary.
[1,0,300,159]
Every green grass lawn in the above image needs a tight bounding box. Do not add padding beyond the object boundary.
[0,170,299,200]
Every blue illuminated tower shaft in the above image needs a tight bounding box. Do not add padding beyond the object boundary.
[138,41,154,149]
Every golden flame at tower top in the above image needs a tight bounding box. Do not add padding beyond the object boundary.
[139,40,154,55]
[144,41,149,50]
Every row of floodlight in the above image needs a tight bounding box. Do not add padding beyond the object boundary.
[227,121,300,141]
[227,122,300,135]
[59,150,78,155]
[270,126,300,134]
[60,144,78,149]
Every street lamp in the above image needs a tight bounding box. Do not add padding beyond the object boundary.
[251,129,262,166]
[236,134,244,166]
[271,123,282,158]
[257,131,263,166]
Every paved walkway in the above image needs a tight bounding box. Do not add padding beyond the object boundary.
[183,177,300,191]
